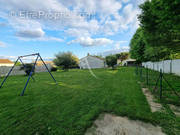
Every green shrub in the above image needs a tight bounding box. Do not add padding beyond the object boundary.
[53,52,79,70]
[20,64,35,76]
[105,55,117,69]
[51,67,58,72]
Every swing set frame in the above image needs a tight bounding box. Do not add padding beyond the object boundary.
[0,53,57,96]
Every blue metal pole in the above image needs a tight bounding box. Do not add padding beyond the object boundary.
[38,54,57,84]
[0,57,19,88]
[20,55,39,96]
[19,58,35,81]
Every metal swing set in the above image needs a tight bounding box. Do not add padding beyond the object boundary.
[0,53,57,96]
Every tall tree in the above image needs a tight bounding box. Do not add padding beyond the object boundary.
[138,0,180,52]
[130,27,171,62]
[130,28,147,63]
[144,46,171,62]
[53,52,79,70]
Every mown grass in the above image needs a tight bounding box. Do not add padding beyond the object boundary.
[0,67,179,135]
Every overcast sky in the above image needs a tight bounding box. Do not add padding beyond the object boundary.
[0,0,145,60]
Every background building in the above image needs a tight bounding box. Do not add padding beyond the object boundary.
[0,59,14,67]
[79,54,106,69]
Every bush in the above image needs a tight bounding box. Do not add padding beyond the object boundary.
[105,55,117,69]
[51,67,58,72]
[20,64,35,76]
[53,52,79,70]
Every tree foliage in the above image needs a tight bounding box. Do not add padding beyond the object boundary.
[130,28,147,63]
[53,52,79,70]
[138,0,180,52]
[130,0,180,62]
[116,52,129,63]
[15,61,22,66]
[105,55,117,69]
[130,28,172,62]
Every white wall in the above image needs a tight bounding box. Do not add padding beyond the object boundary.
[142,59,180,76]
[0,63,14,67]
[79,56,105,69]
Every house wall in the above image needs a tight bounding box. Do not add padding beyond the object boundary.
[125,61,136,66]
[117,59,121,65]
[142,59,180,76]
[79,56,105,69]
[0,63,14,67]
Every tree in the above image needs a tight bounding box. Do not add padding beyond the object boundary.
[170,52,180,59]
[138,0,180,52]
[130,28,147,63]
[53,52,79,70]
[15,61,22,66]
[105,55,117,69]
[130,27,171,62]
[130,0,180,62]
[116,52,129,65]
[71,55,79,68]
[144,46,171,62]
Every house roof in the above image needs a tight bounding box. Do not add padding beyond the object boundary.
[0,59,14,64]
[80,55,105,61]
[123,59,136,62]
[36,61,54,66]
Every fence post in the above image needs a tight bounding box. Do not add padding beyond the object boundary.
[146,66,149,85]
[153,63,154,70]
[160,69,163,99]
[170,59,172,74]
[136,65,138,75]
[140,66,142,80]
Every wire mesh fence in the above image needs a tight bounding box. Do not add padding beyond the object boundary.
[135,66,180,106]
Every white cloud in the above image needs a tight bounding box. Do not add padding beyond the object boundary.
[100,40,130,56]
[68,37,113,47]
[0,55,54,62]
[102,46,130,56]
[17,36,63,42]
[0,22,7,27]
[115,41,128,49]
[0,55,17,61]
[123,4,138,25]
[15,28,45,38]
[0,41,6,47]
[0,0,143,41]
[39,36,63,42]
[14,27,63,42]
[121,46,130,51]
[60,0,122,15]
[65,28,90,38]
[122,0,130,3]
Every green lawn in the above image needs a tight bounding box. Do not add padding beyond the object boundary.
[0,67,179,135]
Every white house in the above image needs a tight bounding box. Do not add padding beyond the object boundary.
[0,59,14,67]
[79,54,106,69]
[122,58,136,66]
